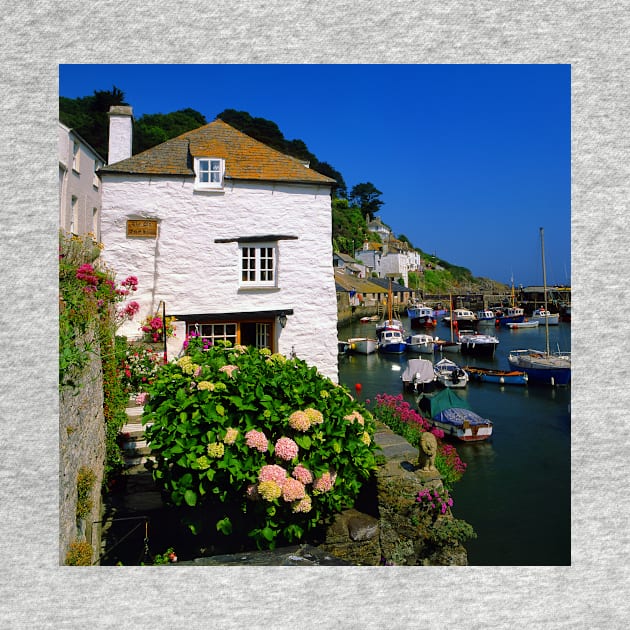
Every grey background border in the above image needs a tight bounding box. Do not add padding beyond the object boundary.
[1,1,628,627]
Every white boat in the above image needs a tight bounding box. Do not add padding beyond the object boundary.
[508,228,571,386]
[506,320,539,329]
[360,315,379,323]
[405,333,435,354]
[434,358,469,388]
[433,339,461,353]
[401,358,439,393]
[442,308,477,325]
[476,310,497,326]
[531,308,559,325]
[346,337,378,354]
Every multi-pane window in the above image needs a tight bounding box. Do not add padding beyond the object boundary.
[72,141,80,172]
[240,245,276,287]
[195,158,224,188]
[190,323,237,346]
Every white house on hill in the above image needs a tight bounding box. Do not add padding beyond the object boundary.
[99,107,339,381]
[58,122,105,240]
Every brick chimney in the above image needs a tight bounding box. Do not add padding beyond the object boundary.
[107,105,133,164]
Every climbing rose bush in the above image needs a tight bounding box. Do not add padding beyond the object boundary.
[142,338,377,549]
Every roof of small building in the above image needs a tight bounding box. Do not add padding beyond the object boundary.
[100,118,336,186]
[334,269,391,294]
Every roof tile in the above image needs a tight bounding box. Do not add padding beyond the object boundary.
[101,119,335,185]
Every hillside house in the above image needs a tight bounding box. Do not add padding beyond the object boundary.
[99,107,339,381]
[58,122,105,239]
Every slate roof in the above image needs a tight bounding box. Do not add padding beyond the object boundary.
[334,269,390,295]
[100,118,336,186]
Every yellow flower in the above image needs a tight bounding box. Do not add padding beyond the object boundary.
[207,442,224,458]
[258,480,282,501]
[361,431,371,446]
[196,455,211,470]
[198,381,215,391]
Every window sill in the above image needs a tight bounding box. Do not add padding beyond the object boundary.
[238,285,280,292]
[193,185,225,194]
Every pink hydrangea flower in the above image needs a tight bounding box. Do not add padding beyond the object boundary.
[281,478,306,502]
[274,437,299,461]
[258,464,288,487]
[288,410,311,432]
[292,495,312,513]
[292,464,313,485]
[313,471,336,493]
[219,364,238,378]
[135,392,148,405]
[245,429,268,452]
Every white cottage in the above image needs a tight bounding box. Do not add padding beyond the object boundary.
[99,108,339,381]
[58,122,105,239]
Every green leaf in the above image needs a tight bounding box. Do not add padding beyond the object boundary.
[294,435,312,450]
[261,526,275,541]
[184,489,197,506]
[216,517,232,535]
[216,404,225,417]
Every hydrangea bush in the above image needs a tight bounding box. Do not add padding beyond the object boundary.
[142,337,378,549]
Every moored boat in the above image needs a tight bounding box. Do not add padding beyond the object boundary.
[347,337,378,355]
[476,310,497,326]
[407,302,437,329]
[442,308,477,326]
[495,306,526,327]
[434,358,469,388]
[458,331,499,358]
[377,329,407,354]
[531,308,559,325]
[338,340,350,355]
[506,320,539,329]
[464,366,528,385]
[507,349,571,386]
[418,388,493,442]
[360,315,380,323]
[401,358,439,393]
[405,333,436,354]
[433,339,461,353]
[507,228,571,386]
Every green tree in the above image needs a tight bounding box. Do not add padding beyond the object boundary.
[59,86,127,159]
[349,182,384,221]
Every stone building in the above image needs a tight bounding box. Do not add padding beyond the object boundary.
[99,108,340,381]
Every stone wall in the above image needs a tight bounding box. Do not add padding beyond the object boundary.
[59,327,106,565]
[320,455,468,566]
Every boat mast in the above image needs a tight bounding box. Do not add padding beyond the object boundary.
[449,292,454,342]
[540,227,550,356]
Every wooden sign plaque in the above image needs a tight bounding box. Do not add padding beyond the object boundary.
[127,220,158,238]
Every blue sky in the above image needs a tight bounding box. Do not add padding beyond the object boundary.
[59,64,571,287]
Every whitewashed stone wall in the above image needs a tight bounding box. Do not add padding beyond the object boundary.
[101,176,339,381]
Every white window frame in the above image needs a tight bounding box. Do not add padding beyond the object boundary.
[72,141,80,173]
[239,243,277,288]
[191,323,237,346]
[194,157,224,190]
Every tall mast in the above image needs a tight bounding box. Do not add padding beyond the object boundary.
[540,227,550,356]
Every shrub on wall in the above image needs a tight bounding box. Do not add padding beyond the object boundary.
[142,337,378,550]
[75,467,96,520]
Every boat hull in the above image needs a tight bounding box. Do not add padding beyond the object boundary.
[347,337,378,354]
[431,409,493,442]
[465,367,528,385]
[508,351,571,386]
[378,342,407,354]
[459,340,498,358]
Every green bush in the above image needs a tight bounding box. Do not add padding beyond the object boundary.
[65,539,93,566]
[76,467,96,519]
[428,518,477,546]
[142,338,378,549]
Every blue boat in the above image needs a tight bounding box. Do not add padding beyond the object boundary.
[464,366,528,385]
[377,328,407,354]
[507,349,571,386]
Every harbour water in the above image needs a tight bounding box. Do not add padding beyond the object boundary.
[338,316,571,565]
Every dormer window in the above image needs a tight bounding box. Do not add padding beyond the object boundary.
[195,157,224,189]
